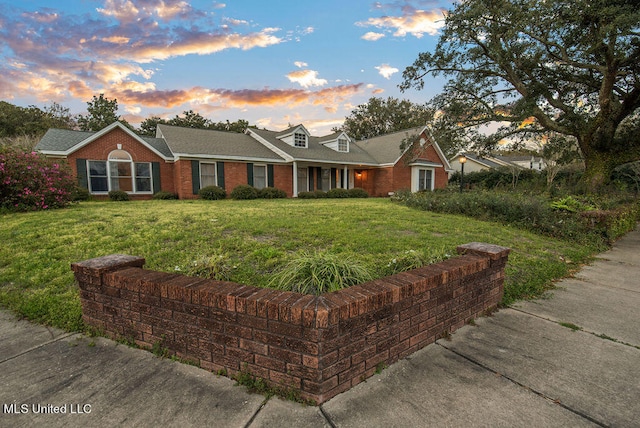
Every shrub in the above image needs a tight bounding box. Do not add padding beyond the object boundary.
[326,188,350,198]
[313,190,327,198]
[269,251,373,295]
[72,186,91,202]
[108,190,129,201]
[230,185,258,200]
[348,188,369,198]
[153,191,178,200]
[296,191,316,199]
[257,187,287,199]
[198,186,226,200]
[0,147,76,212]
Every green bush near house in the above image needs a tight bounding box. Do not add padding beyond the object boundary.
[326,188,350,198]
[153,191,179,200]
[257,187,287,199]
[198,186,226,200]
[348,188,369,198]
[72,187,91,201]
[230,185,258,200]
[297,191,317,199]
[108,190,129,201]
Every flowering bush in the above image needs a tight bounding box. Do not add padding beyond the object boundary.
[0,146,76,212]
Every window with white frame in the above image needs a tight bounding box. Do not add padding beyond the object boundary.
[418,169,433,191]
[338,137,348,152]
[200,163,217,188]
[87,150,152,194]
[297,167,308,193]
[253,164,267,189]
[294,132,307,147]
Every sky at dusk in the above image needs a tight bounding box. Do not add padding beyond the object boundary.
[0,0,453,135]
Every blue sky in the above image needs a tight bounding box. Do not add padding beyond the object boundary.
[0,0,452,135]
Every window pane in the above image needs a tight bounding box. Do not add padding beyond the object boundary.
[109,150,132,160]
[135,163,150,178]
[294,133,306,147]
[321,168,330,190]
[200,163,216,188]
[136,178,151,192]
[90,177,108,192]
[111,177,133,191]
[89,161,107,176]
[297,167,307,192]
[253,165,266,189]
[110,161,132,177]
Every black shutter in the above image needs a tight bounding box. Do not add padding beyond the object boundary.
[191,160,200,194]
[151,162,161,193]
[247,163,254,186]
[267,164,274,187]
[331,168,337,189]
[216,162,225,189]
[76,159,88,189]
[308,167,314,190]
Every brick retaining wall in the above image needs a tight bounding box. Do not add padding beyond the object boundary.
[71,242,509,404]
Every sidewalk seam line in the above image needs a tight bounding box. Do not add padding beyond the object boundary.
[319,405,338,428]
[436,342,608,428]
[244,396,270,428]
[0,332,76,364]
[510,307,640,350]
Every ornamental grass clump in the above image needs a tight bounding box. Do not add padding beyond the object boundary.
[0,146,76,212]
[269,251,374,295]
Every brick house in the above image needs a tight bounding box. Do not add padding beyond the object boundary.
[36,122,452,198]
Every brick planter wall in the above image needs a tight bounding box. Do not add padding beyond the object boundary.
[71,242,509,404]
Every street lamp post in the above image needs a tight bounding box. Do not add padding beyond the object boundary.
[459,155,467,193]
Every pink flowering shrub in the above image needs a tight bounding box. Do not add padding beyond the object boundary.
[0,146,76,212]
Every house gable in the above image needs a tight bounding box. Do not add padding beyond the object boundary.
[319,131,351,153]
[276,124,310,148]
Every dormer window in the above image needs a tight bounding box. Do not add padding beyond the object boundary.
[294,132,307,148]
[338,137,348,152]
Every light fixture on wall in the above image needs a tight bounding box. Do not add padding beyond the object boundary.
[459,155,467,193]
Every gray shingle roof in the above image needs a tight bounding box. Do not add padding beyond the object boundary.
[248,128,379,165]
[158,125,285,162]
[351,127,424,165]
[35,128,95,152]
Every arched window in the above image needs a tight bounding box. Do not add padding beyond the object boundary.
[86,150,152,194]
[108,150,134,191]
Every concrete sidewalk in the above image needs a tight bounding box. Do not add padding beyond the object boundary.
[1,227,639,427]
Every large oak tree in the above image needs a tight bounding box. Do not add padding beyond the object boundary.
[401,0,640,190]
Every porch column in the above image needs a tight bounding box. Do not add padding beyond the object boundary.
[343,166,349,189]
[293,161,298,197]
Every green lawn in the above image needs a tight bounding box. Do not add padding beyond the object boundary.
[0,198,601,331]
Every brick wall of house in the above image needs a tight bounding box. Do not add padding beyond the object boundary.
[72,242,509,404]
[273,164,294,197]
[174,160,193,199]
[67,128,175,199]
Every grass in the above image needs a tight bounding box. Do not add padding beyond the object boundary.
[0,198,602,331]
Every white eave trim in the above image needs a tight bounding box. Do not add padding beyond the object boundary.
[60,121,173,161]
[246,129,295,162]
[173,153,288,163]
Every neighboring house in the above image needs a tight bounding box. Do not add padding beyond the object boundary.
[449,152,545,176]
[36,122,452,199]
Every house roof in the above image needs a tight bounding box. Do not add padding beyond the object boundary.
[456,152,506,169]
[157,125,285,162]
[35,123,173,160]
[352,126,424,165]
[247,128,380,166]
[36,128,96,152]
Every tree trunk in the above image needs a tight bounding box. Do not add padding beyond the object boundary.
[581,150,620,192]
